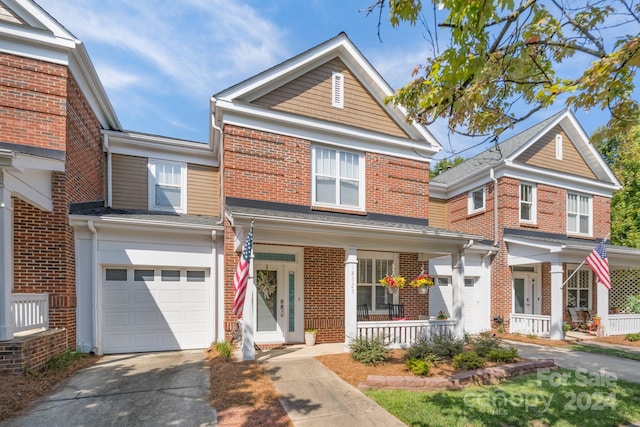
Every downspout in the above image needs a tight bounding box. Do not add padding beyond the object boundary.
[490,168,498,246]
[102,134,112,208]
[87,220,99,354]
[211,97,224,226]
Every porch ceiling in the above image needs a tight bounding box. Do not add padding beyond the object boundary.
[226,205,484,256]
[504,232,640,268]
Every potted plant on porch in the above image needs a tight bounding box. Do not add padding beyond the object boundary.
[304,328,318,346]
[379,274,406,294]
[409,273,434,294]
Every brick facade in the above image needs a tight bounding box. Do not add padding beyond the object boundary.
[6,53,104,350]
[0,329,67,374]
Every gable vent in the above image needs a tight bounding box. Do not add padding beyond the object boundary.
[332,72,344,108]
[555,134,563,160]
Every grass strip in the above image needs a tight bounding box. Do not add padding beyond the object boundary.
[571,344,640,362]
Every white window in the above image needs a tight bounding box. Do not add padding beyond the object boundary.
[332,72,344,108]
[566,267,591,309]
[519,182,536,223]
[467,186,485,214]
[149,159,187,212]
[312,146,363,209]
[567,193,591,235]
[357,254,397,312]
[555,134,563,160]
[464,277,478,287]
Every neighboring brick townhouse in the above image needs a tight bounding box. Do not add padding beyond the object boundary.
[0,0,120,371]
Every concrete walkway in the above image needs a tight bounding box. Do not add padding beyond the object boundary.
[506,340,640,383]
[0,350,216,427]
[258,344,405,427]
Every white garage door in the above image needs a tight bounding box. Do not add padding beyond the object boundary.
[102,267,211,353]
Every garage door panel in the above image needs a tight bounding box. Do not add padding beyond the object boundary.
[102,267,211,354]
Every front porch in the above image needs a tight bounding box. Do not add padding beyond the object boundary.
[357,318,457,348]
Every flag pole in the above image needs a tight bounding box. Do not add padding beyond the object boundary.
[560,235,609,289]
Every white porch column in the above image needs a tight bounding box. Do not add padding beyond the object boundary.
[550,262,564,340]
[344,247,358,352]
[241,252,256,361]
[0,180,13,341]
[451,251,465,339]
[596,281,609,336]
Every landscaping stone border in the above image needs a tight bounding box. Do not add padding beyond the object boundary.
[359,359,557,390]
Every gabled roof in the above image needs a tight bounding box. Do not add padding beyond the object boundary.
[431,110,620,192]
[0,0,120,130]
[212,32,441,157]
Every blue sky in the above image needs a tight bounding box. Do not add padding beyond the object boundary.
[36,0,616,162]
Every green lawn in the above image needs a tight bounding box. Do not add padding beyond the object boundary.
[364,369,640,427]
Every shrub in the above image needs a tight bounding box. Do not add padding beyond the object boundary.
[471,332,503,357]
[407,335,433,360]
[349,335,388,366]
[627,295,640,314]
[406,358,431,376]
[453,351,485,370]
[44,350,84,372]
[430,333,466,358]
[626,333,640,342]
[563,322,571,333]
[526,333,538,339]
[487,348,519,363]
[215,341,234,361]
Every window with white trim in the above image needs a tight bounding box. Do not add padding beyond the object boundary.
[467,186,485,214]
[357,253,397,312]
[312,146,363,209]
[519,182,536,223]
[149,159,186,212]
[332,72,344,108]
[566,267,591,309]
[555,134,563,160]
[567,193,591,235]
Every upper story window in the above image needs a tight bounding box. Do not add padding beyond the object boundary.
[332,72,344,108]
[149,159,186,213]
[467,186,485,214]
[312,146,363,210]
[519,182,536,223]
[555,134,563,160]
[567,193,591,235]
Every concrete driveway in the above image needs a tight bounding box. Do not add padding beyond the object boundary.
[0,350,216,427]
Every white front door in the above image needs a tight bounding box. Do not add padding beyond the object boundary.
[254,261,302,344]
[513,273,540,315]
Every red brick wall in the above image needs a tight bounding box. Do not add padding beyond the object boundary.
[0,329,67,374]
[448,181,496,239]
[223,124,430,219]
[0,53,67,150]
[398,252,429,318]
[11,69,103,348]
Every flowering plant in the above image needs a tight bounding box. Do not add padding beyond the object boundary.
[379,275,406,288]
[409,273,434,288]
[437,310,449,320]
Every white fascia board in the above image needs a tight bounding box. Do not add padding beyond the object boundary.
[502,161,618,197]
[508,110,568,160]
[69,214,223,234]
[428,182,448,199]
[13,152,64,172]
[218,100,438,161]
[438,166,501,198]
[4,169,52,211]
[68,44,121,130]
[8,0,75,38]
[103,131,217,167]
[0,26,73,65]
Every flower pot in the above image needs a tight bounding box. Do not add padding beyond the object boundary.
[388,286,398,294]
[418,286,429,295]
[304,331,317,346]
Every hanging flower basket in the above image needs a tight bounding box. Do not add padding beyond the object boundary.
[379,275,405,293]
[409,273,434,294]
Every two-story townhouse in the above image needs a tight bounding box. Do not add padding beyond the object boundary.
[212,33,495,359]
[0,0,121,371]
[429,109,640,340]
[69,130,223,355]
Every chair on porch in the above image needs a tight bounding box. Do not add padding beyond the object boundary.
[388,304,405,320]
[357,304,370,321]
[567,307,586,330]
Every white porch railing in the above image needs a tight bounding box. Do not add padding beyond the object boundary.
[357,319,457,348]
[10,293,49,334]
[509,313,550,337]
[608,314,640,335]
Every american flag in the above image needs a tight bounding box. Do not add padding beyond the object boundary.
[586,240,610,290]
[231,224,254,318]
